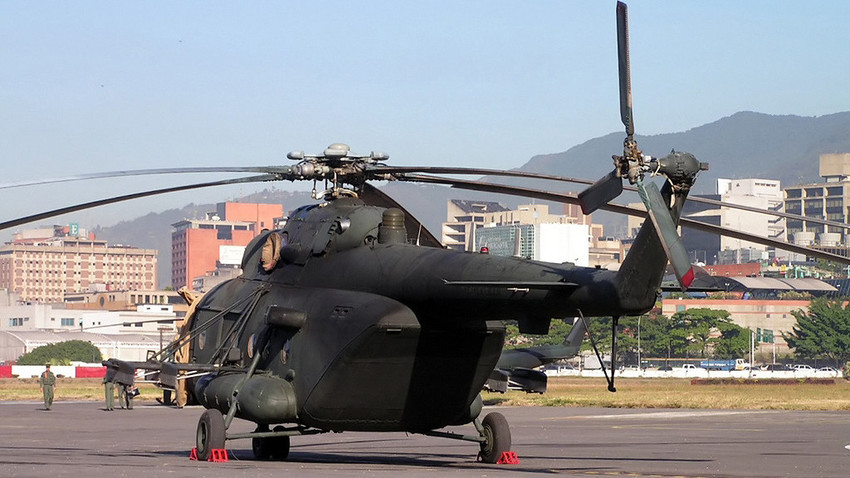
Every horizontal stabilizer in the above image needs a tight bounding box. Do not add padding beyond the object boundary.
[578,170,623,214]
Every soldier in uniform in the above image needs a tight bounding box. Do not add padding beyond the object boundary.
[118,382,127,409]
[102,367,116,411]
[119,383,134,409]
[39,364,56,410]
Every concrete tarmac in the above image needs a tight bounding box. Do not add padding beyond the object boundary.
[1,401,848,478]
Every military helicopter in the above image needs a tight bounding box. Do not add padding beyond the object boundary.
[4,1,850,465]
[485,318,586,394]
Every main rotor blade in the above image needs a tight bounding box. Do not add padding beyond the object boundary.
[369,165,592,183]
[577,170,623,215]
[0,174,278,232]
[0,166,290,190]
[637,180,694,290]
[617,1,633,137]
[9,163,834,231]
[380,165,847,231]
[396,173,850,265]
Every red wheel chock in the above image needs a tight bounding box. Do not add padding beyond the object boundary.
[209,449,229,462]
[189,447,229,462]
[497,451,520,465]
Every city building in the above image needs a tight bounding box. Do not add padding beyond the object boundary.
[0,302,177,335]
[171,202,284,290]
[64,289,189,317]
[784,154,850,257]
[475,223,590,266]
[443,200,611,266]
[589,236,627,268]
[191,264,242,292]
[0,293,180,363]
[660,298,809,358]
[680,178,784,265]
[442,199,600,263]
[441,200,510,252]
[0,225,157,304]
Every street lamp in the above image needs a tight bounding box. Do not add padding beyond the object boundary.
[637,316,641,369]
[157,326,171,354]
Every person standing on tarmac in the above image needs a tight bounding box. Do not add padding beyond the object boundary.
[39,364,56,410]
[102,370,115,411]
[118,382,127,409]
[119,383,135,410]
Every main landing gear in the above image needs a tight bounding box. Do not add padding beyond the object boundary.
[477,412,511,463]
[250,425,291,460]
[195,408,325,461]
[420,411,512,464]
[195,408,512,463]
[196,409,226,461]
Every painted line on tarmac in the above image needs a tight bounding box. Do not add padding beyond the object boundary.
[555,410,779,420]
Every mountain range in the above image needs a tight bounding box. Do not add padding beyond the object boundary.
[94,111,850,287]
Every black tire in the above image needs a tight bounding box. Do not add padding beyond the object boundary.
[196,409,226,461]
[269,425,291,461]
[479,412,511,464]
[252,425,271,460]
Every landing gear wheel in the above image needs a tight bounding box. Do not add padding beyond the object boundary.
[251,425,271,460]
[196,409,226,461]
[269,425,291,460]
[478,412,511,464]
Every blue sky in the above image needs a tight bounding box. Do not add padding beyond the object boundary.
[1,1,849,235]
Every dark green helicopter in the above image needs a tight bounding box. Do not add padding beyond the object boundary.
[4,1,849,465]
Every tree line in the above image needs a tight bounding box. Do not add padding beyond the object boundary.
[506,297,850,368]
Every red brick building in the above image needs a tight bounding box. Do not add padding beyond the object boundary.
[170,202,283,290]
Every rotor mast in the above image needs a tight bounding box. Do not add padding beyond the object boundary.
[286,143,389,200]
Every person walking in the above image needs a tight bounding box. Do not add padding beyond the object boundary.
[39,364,56,410]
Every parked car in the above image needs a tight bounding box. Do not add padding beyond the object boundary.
[818,367,839,374]
[761,363,790,371]
[657,365,673,371]
[681,364,701,370]
[792,364,814,371]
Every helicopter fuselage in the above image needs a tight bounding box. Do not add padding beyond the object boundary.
[185,194,671,433]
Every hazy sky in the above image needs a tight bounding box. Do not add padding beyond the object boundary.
[2,1,849,237]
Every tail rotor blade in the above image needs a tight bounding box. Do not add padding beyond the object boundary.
[579,1,633,214]
[578,170,623,215]
[617,1,633,137]
[637,180,694,291]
